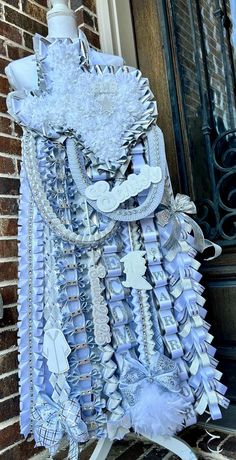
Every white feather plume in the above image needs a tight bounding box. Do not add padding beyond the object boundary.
[130,381,190,437]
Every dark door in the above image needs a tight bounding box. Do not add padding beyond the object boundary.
[130,0,236,429]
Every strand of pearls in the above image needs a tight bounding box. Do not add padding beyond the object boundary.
[22,131,119,247]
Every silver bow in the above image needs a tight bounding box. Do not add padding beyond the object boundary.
[119,352,181,408]
[156,194,221,260]
[171,193,197,214]
[32,394,88,460]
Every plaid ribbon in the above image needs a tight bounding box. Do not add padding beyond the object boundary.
[32,394,89,459]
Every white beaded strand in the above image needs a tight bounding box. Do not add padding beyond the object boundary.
[22,132,118,246]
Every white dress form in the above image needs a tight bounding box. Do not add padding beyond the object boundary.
[5,1,197,459]
[5,0,124,91]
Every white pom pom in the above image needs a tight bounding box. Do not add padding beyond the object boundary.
[130,381,190,437]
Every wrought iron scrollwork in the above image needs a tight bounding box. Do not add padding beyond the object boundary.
[197,129,236,244]
[184,0,236,246]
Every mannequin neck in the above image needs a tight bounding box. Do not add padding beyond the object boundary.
[47,0,78,39]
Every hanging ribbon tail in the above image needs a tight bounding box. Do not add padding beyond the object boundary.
[205,415,223,454]
[163,216,182,251]
[78,28,90,63]
[162,192,222,260]
[183,215,222,260]
[184,214,206,252]
[69,439,79,460]
[203,239,222,261]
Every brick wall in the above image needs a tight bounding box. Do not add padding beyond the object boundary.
[171,0,235,201]
[173,0,234,129]
[0,1,99,458]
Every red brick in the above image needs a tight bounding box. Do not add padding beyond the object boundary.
[80,441,97,460]
[0,239,18,258]
[0,95,7,113]
[33,0,48,7]
[54,447,69,459]
[0,284,18,304]
[0,21,22,45]
[3,0,20,8]
[71,0,83,10]
[0,57,10,76]
[0,136,21,155]
[76,8,94,29]
[0,5,3,23]
[14,122,23,138]
[0,218,18,235]
[0,38,7,56]
[83,9,95,28]
[0,394,19,423]
[0,177,20,195]
[16,158,21,174]
[85,0,97,13]
[0,117,12,136]
[76,8,84,26]
[0,154,15,173]
[0,349,18,374]
[94,15,99,33]
[7,44,31,61]
[0,439,43,460]
[0,306,18,327]
[0,372,18,398]
[71,0,96,13]
[0,262,18,282]
[0,76,9,94]
[54,444,108,460]
[81,26,100,48]
[0,421,21,451]
[23,31,33,50]
[0,329,17,351]
[0,198,18,215]
[21,0,47,24]
[112,441,150,459]
[5,6,48,36]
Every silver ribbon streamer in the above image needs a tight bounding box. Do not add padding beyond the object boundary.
[156,194,222,260]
